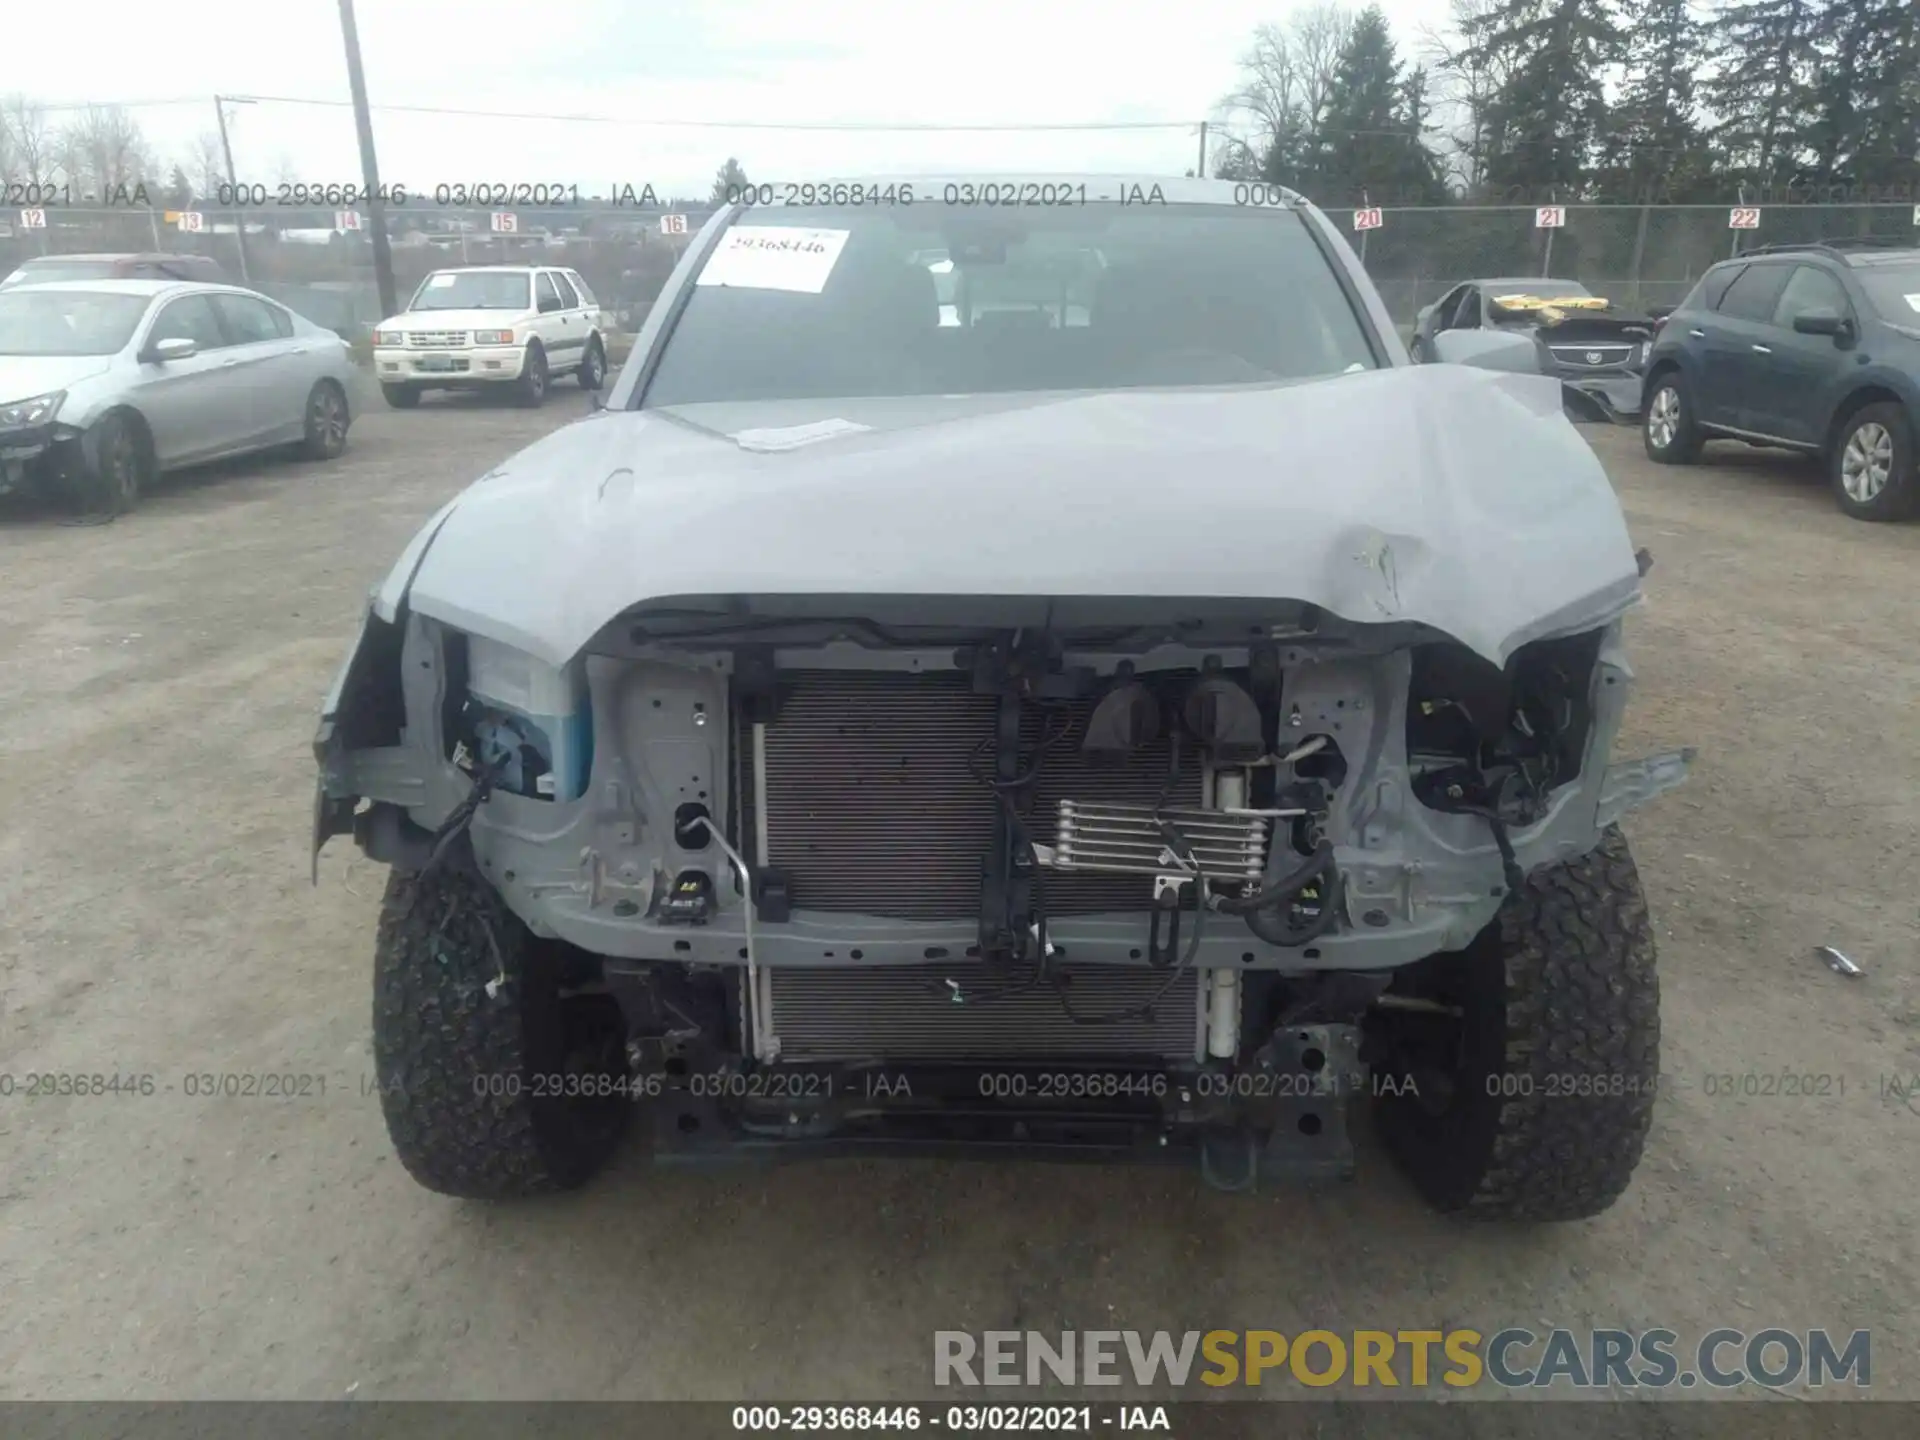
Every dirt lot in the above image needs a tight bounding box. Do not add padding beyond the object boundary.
[0,391,1914,1407]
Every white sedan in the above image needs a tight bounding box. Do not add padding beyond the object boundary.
[0,279,356,516]
[371,265,607,409]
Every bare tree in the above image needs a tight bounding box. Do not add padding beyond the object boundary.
[1215,6,1355,182]
[1,95,59,188]
[56,105,155,197]
[184,131,227,201]
[1418,0,1515,193]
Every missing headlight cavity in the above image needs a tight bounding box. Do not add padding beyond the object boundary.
[449,633,595,801]
[1406,629,1605,812]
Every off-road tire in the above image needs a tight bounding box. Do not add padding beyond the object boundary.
[1828,401,1918,523]
[371,858,628,1198]
[1643,369,1702,464]
[1372,827,1659,1222]
[576,335,606,390]
[381,383,422,410]
[516,344,549,407]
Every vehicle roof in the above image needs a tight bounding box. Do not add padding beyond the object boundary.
[420,264,560,274]
[1715,245,1920,269]
[13,251,217,265]
[1,278,259,299]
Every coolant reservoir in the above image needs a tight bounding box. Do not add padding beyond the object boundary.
[466,635,593,801]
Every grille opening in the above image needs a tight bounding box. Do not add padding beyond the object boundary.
[753,670,1205,921]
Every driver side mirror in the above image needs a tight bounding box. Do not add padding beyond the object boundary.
[1792,307,1851,340]
[1429,328,1543,375]
[143,335,197,363]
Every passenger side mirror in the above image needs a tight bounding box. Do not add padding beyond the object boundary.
[145,336,197,363]
[1792,307,1849,339]
[1429,328,1543,375]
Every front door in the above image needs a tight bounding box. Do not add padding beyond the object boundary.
[129,294,239,466]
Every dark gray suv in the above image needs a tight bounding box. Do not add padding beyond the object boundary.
[1640,240,1920,522]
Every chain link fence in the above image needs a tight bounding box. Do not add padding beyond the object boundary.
[5,199,1917,339]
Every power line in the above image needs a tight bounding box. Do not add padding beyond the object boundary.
[220,94,1203,132]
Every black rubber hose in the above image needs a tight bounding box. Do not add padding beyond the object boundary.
[1241,869,1343,947]
[1211,842,1335,915]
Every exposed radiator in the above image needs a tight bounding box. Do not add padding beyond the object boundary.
[763,962,1204,1061]
[755,671,1204,921]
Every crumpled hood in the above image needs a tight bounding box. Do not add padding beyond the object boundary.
[395,364,1641,668]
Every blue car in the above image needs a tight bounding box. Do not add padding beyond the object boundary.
[1641,240,1920,522]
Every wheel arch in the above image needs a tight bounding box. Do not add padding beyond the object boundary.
[1823,384,1906,459]
[96,402,159,471]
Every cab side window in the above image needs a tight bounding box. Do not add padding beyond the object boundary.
[147,294,228,350]
[1771,265,1849,327]
[1715,264,1791,323]
[535,272,561,312]
[211,293,284,345]
[550,272,579,309]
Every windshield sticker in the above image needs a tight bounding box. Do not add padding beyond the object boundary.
[696,226,851,294]
[733,418,872,453]
[425,274,457,287]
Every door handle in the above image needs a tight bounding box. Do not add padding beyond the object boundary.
[1750,344,1772,354]
[1688,329,1706,338]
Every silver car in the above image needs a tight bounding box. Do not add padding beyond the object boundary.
[0,279,357,515]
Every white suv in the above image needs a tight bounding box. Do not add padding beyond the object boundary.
[372,265,606,408]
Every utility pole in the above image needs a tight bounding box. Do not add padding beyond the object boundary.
[1541,187,1557,276]
[337,0,399,319]
[212,96,252,283]
[1196,121,1208,179]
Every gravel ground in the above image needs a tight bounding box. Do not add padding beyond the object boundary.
[0,391,1914,1409]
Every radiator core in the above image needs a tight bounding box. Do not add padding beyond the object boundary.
[755,670,1205,921]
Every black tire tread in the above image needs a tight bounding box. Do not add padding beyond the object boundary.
[1465,828,1660,1220]
[371,862,611,1198]
[577,335,605,389]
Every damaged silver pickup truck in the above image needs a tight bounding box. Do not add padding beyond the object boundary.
[314,176,1691,1218]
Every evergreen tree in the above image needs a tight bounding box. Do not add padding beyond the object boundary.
[1457,0,1623,195]
[709,158,750,205]
[1316,7,1418,202]
[1830,0,1920,190]
[1599,0,1710,200]
[1392,66,1449,201]
[1703,0,1820,189]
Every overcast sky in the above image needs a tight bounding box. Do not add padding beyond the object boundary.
[11,0,1459,201]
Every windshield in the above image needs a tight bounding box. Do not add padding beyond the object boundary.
[1855,266,1920,326]
[407,271,530,311]
[642,205,1378,406]
[0,289,149,356]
